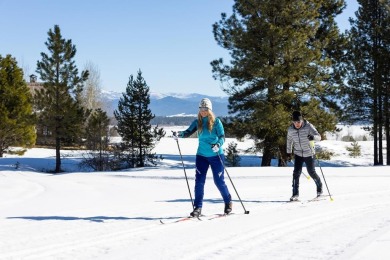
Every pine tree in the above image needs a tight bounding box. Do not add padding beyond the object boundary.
[346,140,362,158]
[35,25,89,172]
[83,108,110,171]
[225,141,241,167]
[85,108,110,151]
[211,0,344,166]
[0,55,36,157]
[345,0,390,165]
[114,70,165,168]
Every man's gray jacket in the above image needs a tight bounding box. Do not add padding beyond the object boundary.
[287,120,321,158]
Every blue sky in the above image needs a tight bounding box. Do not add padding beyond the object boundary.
[1,0,357,97]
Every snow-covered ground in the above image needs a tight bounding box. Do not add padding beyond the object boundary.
[0,128,389,259]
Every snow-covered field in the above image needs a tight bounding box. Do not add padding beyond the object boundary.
[0,128,389,259]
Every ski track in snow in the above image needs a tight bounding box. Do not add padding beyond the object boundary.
[124,189,390,260]
[185,202,390,260]
[1,169,389,259]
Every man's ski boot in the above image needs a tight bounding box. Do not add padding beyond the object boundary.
[290,195,299,201]
[224,201,233,214]
[316,184,323,197]
[190,207,202,217]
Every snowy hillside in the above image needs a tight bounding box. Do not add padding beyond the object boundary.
[0,132,389,259]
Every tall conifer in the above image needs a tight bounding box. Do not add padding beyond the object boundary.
[346,0,390,165]
[114,70,165,168]
[83,108,110,171]
[35,25,88,172]
[0,55,36,157]
[212,0,345,166]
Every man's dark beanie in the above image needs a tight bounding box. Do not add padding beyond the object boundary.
[292,111,303,121]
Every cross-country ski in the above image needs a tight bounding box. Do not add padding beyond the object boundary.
[159,216,201,225]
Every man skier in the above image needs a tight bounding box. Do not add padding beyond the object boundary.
[287,111,323,201]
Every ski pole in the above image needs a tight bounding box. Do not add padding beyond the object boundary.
[216,152,250,214]
[291,160,311,180]
[172,131,194,209]
[302,171,310,180]
[316,158,334,201]
[310,140,333,201]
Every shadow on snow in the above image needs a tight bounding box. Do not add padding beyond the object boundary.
[7,215,166,223]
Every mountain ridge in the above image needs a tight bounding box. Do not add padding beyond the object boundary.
[101,90,229,117]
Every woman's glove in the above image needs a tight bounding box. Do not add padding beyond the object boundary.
[211,144,220,152]
[172,131,180,141]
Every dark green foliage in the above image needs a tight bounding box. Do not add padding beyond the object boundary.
[81,109,111,171]
[315,149,334,160]
[114,70,165,168]
[225,141,241,167]
[346,141,361,158]
[35,25,89,172]
[0,55,36,157]
[211,0,345,166]
[7,149,27,156]
[220,116,242,138]
[345,0,390,165]
[85,108,110,150]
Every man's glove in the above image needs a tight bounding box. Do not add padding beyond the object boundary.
[286,153,292,162]
[211,144,220,153]
[308,135,314,141]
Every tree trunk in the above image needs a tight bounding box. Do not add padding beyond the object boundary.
[278,144,288,167]
[55,136,61,173]
[373,75,379,165]
[387,115,390,165]
[386,83,390,165]
[261,150,273,166]
[378,82,383,165]
[373,125,379,165]
[261,139,273,166]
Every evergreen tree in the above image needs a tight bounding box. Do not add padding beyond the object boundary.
[82,108,110,171]
[346,140,362,158]
[85,108,110,151]
[114,70,165,168]
[225,141,241,167]
[0,55,36,157]
[35,25,89,172]
[211,0,344,166]
[345,0,390,165]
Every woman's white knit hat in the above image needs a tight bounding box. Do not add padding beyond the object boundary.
[199,98,212,111]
